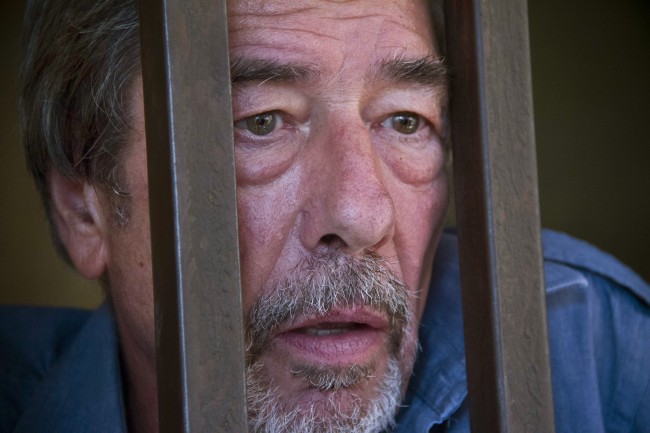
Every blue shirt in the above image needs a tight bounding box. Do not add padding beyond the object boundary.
[1,230,649,432]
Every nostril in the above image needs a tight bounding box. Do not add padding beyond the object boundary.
[320,234,346,249]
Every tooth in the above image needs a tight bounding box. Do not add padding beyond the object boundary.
[303,327,349,336]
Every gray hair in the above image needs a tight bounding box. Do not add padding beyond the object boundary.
[20,0,140,257]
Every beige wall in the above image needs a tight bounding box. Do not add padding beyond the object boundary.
[0,0,648,310]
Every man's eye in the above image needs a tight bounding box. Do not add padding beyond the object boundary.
[237,112,282,136]
[382,112,420,135]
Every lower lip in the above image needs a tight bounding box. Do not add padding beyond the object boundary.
[274,327,386,364]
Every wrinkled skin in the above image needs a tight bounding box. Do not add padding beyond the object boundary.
[49,1,448,431]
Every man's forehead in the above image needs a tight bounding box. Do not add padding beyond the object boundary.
[227,0,438,82]
[228,0,430,16]
[227,0,436,43]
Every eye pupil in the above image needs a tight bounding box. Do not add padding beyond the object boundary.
[246,112,276,135]
[393,113,419,134]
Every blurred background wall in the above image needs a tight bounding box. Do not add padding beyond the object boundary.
[1,0,648,310]
[530,0,649,282]
[0,0,103,308]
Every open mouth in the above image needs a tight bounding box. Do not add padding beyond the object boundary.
[294,322,367,336]
[273,307,389,363]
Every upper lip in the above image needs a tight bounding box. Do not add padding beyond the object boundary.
[276,306,389,336]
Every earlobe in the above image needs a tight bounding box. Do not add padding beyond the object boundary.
[48,169,107,279]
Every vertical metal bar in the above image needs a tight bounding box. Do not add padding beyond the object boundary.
[139,0,248,432]
[445,0,556,432]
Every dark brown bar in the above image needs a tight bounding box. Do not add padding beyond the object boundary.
[139,0,248,432]
[445,0,556,432]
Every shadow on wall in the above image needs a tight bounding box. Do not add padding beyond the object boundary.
[530,0,650,281]
[0,0,648,309]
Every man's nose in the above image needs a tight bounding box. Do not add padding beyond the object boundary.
[300,117,395,255]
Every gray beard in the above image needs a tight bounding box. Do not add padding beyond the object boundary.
[244,252,415,433]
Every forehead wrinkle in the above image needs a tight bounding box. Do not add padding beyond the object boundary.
[230,7,421,36]
[229,3,320,17]
[324,11,422,30]
[230,23,340,43]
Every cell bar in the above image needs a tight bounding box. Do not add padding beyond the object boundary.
[138,0,248,432]
[444,0,556,432]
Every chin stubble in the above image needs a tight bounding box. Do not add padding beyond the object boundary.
[244,252,416,433]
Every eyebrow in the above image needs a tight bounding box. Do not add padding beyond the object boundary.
[230,55,448,91]
[372,56,448,90]
[230,57,318,84]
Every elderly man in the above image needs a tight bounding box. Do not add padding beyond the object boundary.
[1,0,649,432]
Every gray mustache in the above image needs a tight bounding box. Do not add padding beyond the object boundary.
[245,251,412,363]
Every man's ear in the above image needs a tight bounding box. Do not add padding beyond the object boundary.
[48,169,108,279]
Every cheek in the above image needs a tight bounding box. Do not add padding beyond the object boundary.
[391,171,449,315]
[104,188,156,358]
[237,178,301,311]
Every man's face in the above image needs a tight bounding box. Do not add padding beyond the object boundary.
[104,0,448,431]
